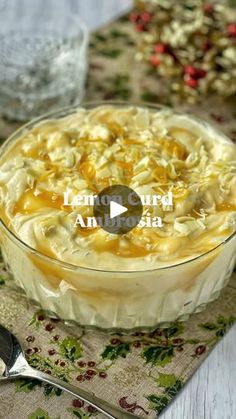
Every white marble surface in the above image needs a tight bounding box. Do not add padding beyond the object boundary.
[161,325,236,419]
[74,1,236,418]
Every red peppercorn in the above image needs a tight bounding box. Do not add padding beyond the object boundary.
[184,65,199,78]
[76,374,85,382]
[78,361,86,368]
[203,41,212,51]
[99,372,107,379]
[60,361,66,367]
[150,55,160,66]
[88,361,96,367]
[141,11,152,23]
[33,347,40,353]
[87,406,97,414]
[154,43,168,54]
[111,338,121,345]
[210,113,225,123]
[185,66,206,79]
[45,369,52,375]
[37,315,45,321]
[197,68,207,78]
[53,335,60,342]
[45,323,54,332]
[185,77,199,89]
[72,399,84,408]
[133,341,141,348]
[195,345,206,355]
[134,331,146,337]
[48,349,56,356]
[26,348,33,355]
[130,12,139,23]
[173,338,184,345]
[86,369,96,377]
[203,4,214,14]
[26,336,35,343]
[177,347,184,352]
[227,23,236,37]
[136,22,146,32]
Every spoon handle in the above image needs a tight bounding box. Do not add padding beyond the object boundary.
[21,366,137,419]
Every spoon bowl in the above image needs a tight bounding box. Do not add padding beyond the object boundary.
[0,324,138,419]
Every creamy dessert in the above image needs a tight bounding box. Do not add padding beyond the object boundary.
[0,104,235,329]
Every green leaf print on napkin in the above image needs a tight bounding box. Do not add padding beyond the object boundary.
[100,48,123,58]
[28,408,59,419]
[0,269,11,287]
[104,74,131,100]
[157,373,178,388]
[29,309,48,329]
[59,337,83,362]
[15,377,62,399]
[147,374,183,414]
[157,373,183,398]
[142,345,174,366]
[146,394,169,414]
[16,377,41,393]
[43,384,63,398]
[200,315,235,338]
[141,323,185,366]
[162,323,185,338]
[101,342,131,360]
[0,276,6,286]
[67,408,91,419]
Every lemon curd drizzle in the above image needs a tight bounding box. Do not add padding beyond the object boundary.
[12,189,65,216]
[216,202,236,212]
[92,236,150,258]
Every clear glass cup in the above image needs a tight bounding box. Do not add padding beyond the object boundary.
[0,0,88,121]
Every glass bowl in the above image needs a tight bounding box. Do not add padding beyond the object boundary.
[0,102,236,332]
[0,0,88,120]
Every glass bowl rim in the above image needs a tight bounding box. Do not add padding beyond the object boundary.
[0,100,236,274]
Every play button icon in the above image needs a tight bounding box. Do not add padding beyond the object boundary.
[110,201,128,219]
[93,185,143,234]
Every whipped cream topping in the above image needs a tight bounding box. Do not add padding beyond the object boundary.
[0,105,236,271]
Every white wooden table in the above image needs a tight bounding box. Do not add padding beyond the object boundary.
[57,1,236,418]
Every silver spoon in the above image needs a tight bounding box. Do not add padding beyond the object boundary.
[0,323,138,419]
